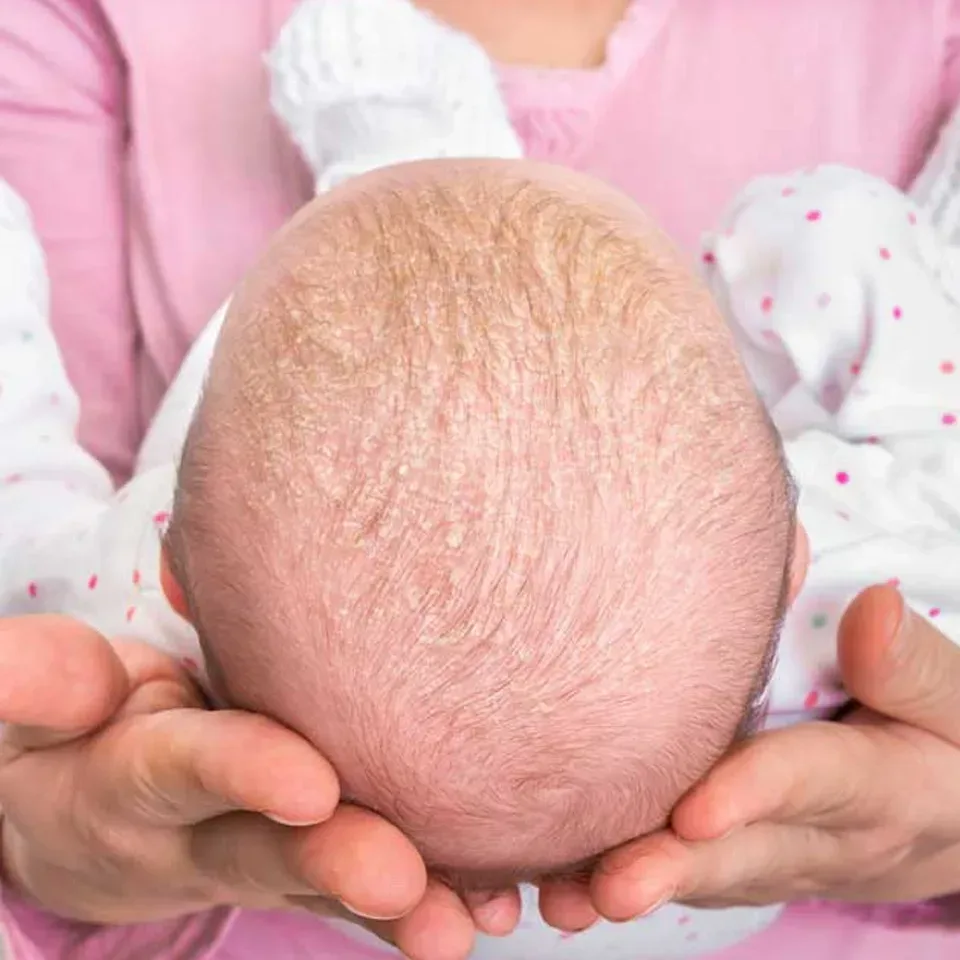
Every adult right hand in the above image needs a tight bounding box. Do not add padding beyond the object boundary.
[0,614,498,960]
[587,586,960,917]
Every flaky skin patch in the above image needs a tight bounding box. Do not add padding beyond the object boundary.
[167,159,793,887]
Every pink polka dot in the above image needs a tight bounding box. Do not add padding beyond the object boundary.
[4,473,22,485]
[879,247,891,260]
[27,581,37,599]
[806,210,822,222]
[943,413,957,426]
[887,577,901,588]
[781,186,796,197]
[835,471,850,485]
[678,916,691,926]
[761,295,774,313]
[702,251,716,265]
[941,361,956,375]
[132,569,142,586]
[126,606,136,623]
[865,436,880,444]
[930,608,942,619]
[87,574,98,590]
[892,306,902,320]
[761,328,779,343]
[908,211,918,225]
[153,511,170,526]
[804,690,821,710]
[850,362,862,376]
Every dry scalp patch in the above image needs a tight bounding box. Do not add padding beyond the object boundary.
[167,162,794,883]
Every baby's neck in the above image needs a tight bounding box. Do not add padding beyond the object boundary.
[413,0,632,70]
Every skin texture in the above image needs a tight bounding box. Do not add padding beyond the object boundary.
[165,158,795,890]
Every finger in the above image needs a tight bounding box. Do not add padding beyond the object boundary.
[89,709,339,827]
[5,642,204,758]
[0,643,195,761]
[670,722,878,841]
[287,896,400,948]
[292,890,476,959]
[462,887,523,937]
[839,585,960,747]
[391,880,476,960]
[0,616,128,745]
[110,640,206,717]
[192,804,427,920]
[591,824,835,920]
[537,877,599,932]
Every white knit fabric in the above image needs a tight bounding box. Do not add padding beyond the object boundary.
[268,0,523,194]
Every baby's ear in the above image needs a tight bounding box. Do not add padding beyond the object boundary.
[787,523,810,606]
[159,546,192,622]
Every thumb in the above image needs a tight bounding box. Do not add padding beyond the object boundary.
[0,615,129,754]
[838,585,960,746]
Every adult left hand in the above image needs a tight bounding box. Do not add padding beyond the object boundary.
[0,615,521,960]
[536,585,960,928]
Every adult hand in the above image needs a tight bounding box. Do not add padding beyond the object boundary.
[0,615,518,960]
[582,585,960,919]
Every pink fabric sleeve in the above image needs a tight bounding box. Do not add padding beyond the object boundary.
[0,886,232,960]
[943,0,960,110]
[0,0,139,479]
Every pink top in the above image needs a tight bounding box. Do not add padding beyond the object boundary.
[3,1,960,958]
[3,0,960,481]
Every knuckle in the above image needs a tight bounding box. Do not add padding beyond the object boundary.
[70,783,150,872]
[826,827,908,888]
[863,825,912,865]
[81,811,146,869]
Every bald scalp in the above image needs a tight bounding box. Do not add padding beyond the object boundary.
[168,160,792,885]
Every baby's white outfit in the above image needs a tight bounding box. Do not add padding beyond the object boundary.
[702,165,960,725]
[1,1,959,958]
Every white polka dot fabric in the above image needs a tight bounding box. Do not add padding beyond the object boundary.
[0,180,214,676]
[702,164,960,729]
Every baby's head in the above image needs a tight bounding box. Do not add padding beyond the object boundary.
[164,159,797,889]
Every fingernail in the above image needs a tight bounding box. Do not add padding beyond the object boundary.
[340,901,403,922]
[473,899,507,929]
[264,813,324,827]
[638,893,672,918]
